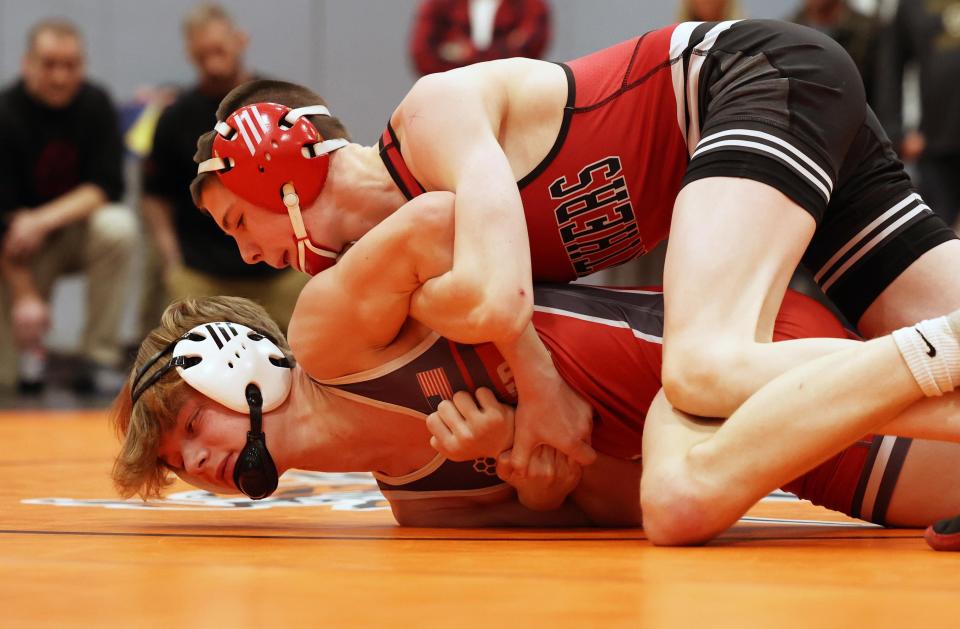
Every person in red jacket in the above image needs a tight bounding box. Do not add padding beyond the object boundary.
[409,0,551,77]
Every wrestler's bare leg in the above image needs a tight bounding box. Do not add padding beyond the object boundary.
[642,323,960,546]
[662,178,858,418]
[858,240,960,336]
[885,440,960,527]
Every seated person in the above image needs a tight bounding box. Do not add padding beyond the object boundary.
[113,192,960,541]
[140,3,306,337]
[0,18,135,394]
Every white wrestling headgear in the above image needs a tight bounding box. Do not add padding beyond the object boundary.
[131,321,293,500]
[172,322,292,413]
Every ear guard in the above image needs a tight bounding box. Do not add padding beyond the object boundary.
[233,383,280,500]
[131,322,293,499]
[197,102,349,275]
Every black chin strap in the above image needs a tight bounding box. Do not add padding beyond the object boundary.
[232,383,279,500]
[129,329,283,500]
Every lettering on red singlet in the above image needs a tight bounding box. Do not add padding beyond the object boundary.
[495,361,516,396]
[548,156,646,276]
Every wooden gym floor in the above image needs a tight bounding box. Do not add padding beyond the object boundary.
[1,410,957,628]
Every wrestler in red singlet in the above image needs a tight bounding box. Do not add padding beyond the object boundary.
[380,20,954,323]
[381,27,688,281]
[320,284,896,523]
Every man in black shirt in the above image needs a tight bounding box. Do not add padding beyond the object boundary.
[0,18,136,393]
[876,0,960,227]
[140,3,306,337]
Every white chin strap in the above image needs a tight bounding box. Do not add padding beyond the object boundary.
[279,106,348,270]
[281,182,339,271]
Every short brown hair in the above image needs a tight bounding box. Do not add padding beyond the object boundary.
[190,80,351,209]
[111,295,292,499]
[26,17,83,54]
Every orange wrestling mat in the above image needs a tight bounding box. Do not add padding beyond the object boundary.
[0,410,956,628]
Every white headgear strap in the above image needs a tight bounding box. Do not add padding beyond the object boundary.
[173,322,292,413]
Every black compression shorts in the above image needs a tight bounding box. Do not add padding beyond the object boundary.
[678,20,956,323]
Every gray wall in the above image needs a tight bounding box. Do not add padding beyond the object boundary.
[1,0,804,144]
[0,0,810,352]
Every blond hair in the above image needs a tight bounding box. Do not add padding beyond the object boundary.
[111,295,291,499]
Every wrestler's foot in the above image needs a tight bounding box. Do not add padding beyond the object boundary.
[924,514,960,551]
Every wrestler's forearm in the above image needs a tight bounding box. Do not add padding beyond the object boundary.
[450,154,533,340]
[410,274,530,344]
[494,323,554,396]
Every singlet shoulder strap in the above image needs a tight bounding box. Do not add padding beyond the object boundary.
[378,121,427,201]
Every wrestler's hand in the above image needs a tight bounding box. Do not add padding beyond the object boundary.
[506,370,596,476]
[497,445,582,512]
[426,388,515,461]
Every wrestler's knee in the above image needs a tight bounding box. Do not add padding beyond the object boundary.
[641,468,724,546]
[662,339,743,418]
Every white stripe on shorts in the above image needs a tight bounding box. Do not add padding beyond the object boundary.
[692,136,831,200]
[858,435,896,522]
[669,21,703,148]
[696,128,833,194]
[684,21,739,154]
[817,194,930,292]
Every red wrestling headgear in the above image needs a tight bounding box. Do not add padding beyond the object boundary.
[197,102,349,275]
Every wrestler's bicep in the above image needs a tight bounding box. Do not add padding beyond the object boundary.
[396,74,505,190]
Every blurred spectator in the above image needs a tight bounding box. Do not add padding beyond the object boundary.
[789,1,879,107]
[876,0,960,227]
[676,0,742,21]
[410,0,551,76]
[140,3,307,336]
[0,18,135,394]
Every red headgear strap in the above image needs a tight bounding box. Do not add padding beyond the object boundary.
[197,102,348,275]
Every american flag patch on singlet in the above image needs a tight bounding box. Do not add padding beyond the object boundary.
[416,367,454,408]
